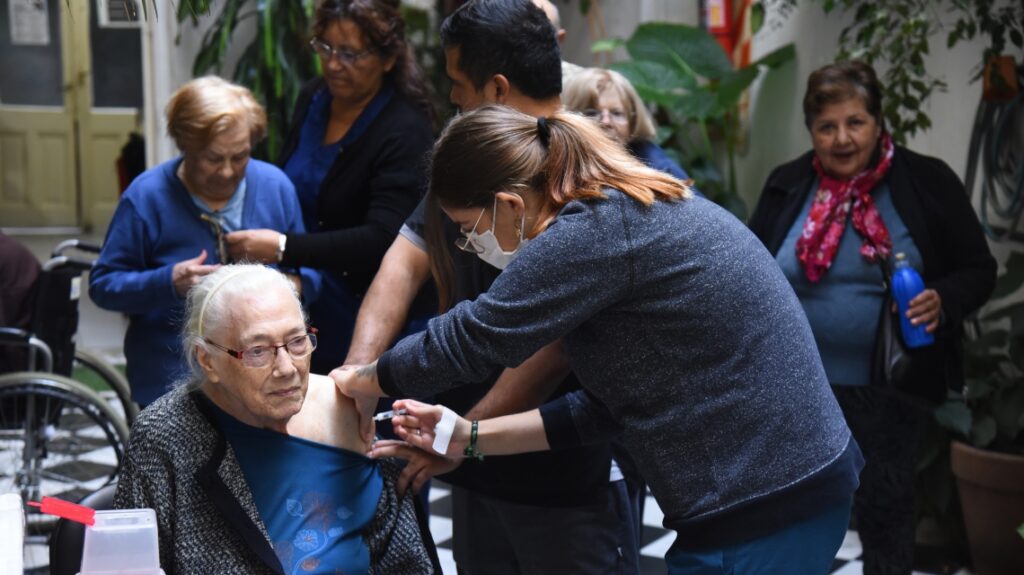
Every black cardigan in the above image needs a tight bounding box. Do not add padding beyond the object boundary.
[277,79,434,296]
[748,146,997,401]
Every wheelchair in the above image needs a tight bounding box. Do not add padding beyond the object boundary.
[0,240,135,566]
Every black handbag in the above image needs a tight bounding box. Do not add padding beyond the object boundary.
[871,258,937,405]
[873,271,913,388]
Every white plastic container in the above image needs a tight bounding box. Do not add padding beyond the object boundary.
[79,508,165,575]
[0,493,24,575]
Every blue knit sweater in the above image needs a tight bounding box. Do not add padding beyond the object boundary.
[379,190,861,548]
[90,159,321,405]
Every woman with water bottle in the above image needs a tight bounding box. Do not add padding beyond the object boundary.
[748,61,997,575]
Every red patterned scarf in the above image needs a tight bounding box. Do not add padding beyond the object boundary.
[796,133,895,282]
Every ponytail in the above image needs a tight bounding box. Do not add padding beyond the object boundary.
[425,105,692,306]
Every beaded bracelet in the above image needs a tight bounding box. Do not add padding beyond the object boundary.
[463,420,484,461]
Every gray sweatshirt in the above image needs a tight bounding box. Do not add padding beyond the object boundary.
[379,190,861,548]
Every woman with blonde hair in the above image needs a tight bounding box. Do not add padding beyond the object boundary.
[563,67,688,180]
[91,76,321,407]
[334,105,864,574]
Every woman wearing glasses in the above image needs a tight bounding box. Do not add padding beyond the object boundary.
[115,264,438,574]
[90,77,321,408]
[563,67,690,181]
[224,0,435,374]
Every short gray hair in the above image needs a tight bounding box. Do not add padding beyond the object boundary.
[178,264,304,388]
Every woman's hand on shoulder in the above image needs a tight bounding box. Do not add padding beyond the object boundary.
[329,363,384,443]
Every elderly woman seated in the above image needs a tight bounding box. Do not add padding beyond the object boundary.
[114,263,437,574]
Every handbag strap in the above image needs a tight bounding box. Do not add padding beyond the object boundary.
[877,256,893,290]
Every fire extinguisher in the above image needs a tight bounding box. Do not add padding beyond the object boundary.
[703,0,736,57]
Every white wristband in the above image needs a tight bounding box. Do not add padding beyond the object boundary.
[276,233,287,263]
[432,406,458,455]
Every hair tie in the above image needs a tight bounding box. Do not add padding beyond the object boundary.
[536,116,550,147]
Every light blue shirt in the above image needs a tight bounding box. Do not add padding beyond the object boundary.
[189,177,247,233]
[776,180,923,386]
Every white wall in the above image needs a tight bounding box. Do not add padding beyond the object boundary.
[142,7,255,165]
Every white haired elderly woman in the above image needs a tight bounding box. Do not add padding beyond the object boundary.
[90,76,322,408]
[114,264,437,574]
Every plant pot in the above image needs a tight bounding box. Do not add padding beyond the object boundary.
[950,440,1024,575]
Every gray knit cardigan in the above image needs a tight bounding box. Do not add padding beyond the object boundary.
[114,385,437,574]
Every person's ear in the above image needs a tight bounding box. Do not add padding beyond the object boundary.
[491,74,512,104]
[556,29,567,44]
[196,343,220,383]
[495,190,526,218]
[382,52,398,74]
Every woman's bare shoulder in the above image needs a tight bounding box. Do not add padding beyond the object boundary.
[290,374,369,453]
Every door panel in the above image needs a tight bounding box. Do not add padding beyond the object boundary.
[0,107,76,226]
[0,0,76,227]
[81,111,137,234]
[0,0,141,231]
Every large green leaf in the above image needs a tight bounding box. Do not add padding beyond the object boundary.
[715,67,759,109]
[668,89,718,121]
[610,61,694,107]
[625,23,734,80]
[935,401,972,436]
[591,38,627,53]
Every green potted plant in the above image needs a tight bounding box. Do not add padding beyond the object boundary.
[593,22,794,219]
[935,250,1024,574]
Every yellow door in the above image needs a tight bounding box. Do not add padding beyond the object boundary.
[0,0,142,233]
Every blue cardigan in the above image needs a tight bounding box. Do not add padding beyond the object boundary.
[90,159,321,405]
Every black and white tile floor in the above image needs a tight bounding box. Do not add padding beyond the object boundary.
[424,481,969,575]
[13,392,969,574]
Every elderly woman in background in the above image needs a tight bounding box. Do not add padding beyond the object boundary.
[563,67,689,180]
[748,61,996,575]
[90,77,320,408]
[115,264,437,574]
[225,0,435,374]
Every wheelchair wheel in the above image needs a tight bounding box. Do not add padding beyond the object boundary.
[73,349,139,427]
[0,372,129,552]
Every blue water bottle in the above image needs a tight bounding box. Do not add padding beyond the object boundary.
[891,252,934,348]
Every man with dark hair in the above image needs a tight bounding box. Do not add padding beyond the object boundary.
[343,1,640,573]
[439,0,562,104]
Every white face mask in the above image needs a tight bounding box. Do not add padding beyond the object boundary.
[462,196,529,270]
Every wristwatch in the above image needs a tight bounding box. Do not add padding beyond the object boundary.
[276,233,287,263]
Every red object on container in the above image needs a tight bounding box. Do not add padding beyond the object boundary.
[27,496,96,526]
[704,0,735,56]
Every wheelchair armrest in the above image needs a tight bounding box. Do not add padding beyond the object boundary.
[0,327,31,344]
[0,328,54,372]
[52,239,102,258]
[42,255,94,273]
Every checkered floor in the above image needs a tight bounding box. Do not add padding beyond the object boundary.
[7,391,968,574]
